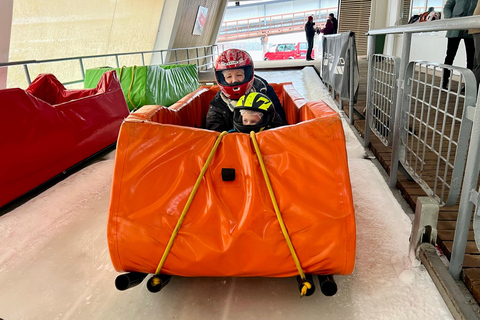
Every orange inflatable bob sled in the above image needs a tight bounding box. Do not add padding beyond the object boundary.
[107,83,355,296]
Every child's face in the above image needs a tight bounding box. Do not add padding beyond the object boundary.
[223,69,245,84]
[242,113,262,126]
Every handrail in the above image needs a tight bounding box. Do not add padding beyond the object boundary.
[0,45,220,88]
[367,15,480,35]
[0,45,218,67]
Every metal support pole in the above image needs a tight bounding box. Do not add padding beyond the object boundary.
[348,34,355,125]
[364,35,376,147]
[204,47,207,68]
[23,64,31,85]
[449,105,480,279]
[409,197,439,262]
[79,58,85,82]
[389,32,411,188]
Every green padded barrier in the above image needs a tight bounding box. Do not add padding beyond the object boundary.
[146,64,200,107]
[84,64,199,110]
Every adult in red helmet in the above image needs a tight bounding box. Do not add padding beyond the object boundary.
[205,48,287,132]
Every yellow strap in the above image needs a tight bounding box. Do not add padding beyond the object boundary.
[250,131,306,281]
[154,131,228,275]
[301,281,312,296]
[118,66,126,80]
[118,66,137,109]
[127,65,137,109]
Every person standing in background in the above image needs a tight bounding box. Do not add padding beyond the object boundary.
[304,15,316,61]
[329,13,338,34]
[469,1,480,88]
[442,0,477,89]
[318,16,334,35]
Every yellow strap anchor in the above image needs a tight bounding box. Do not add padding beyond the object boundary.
[154,131,228,276]
[118,65,138,110]
[250,131,310,297]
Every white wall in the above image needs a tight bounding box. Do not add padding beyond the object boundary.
[370,0,389,29]
[0,0,13,89]
[379,0,467,68]
[410,31,468,67]
[152,0,182,65]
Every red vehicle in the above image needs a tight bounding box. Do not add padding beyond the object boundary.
[263,42,314,60]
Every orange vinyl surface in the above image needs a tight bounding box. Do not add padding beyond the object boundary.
[107,84,355,277]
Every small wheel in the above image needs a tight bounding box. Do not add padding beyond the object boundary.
[115,272,147,291]
[146,274,172,293]
[318,275,337,296]
[296,274,316,297]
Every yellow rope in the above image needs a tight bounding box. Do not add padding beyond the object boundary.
[117,65,137,110]
[154,131,228,275]
[118,66,124,80]
[127,65,137,109]
[301,281,312,296]
[250,131,309,296]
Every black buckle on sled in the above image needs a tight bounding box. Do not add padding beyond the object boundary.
[221,168,236,181]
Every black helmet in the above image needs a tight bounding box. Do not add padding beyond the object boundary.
[233,92,275,133]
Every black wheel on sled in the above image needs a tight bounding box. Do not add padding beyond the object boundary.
[115,272,148,291]
[147,274,172,293]
[296,274,316,296]
[318,275,337,296]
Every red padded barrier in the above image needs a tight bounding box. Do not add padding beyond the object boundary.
[0,71,129,208]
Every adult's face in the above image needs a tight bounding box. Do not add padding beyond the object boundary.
[222,69,245,85]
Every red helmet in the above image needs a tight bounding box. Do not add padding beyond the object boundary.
[214,49,254,99]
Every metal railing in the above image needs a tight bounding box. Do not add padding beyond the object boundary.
[218,8,337,41]
[0,45,220,88]
[364,54,400,147]
[366,15,480,281]
[396,61,475,206]
[451,91,480,280]
[365,57,475,207]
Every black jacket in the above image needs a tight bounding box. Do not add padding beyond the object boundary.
[331,17,338,34]
[205,75,287,132]
[305,21,316,39]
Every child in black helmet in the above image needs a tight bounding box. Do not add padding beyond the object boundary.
[230,92,281,133]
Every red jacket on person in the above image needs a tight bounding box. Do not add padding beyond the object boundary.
[318,19,334,35]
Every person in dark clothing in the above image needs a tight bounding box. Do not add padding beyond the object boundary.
[318,18,334,35]
[304,16,316,61]
[442,0,477,89]
[205,48,287,132]
[329,13,338,34]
